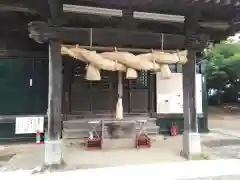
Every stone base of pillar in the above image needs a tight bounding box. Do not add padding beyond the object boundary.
[32,140,65,174]
[32,161,66,174]
[44,139,64,166]
[181,131,202,159]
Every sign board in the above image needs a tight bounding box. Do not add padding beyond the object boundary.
[156,73,203,114]
[15,116,44,134]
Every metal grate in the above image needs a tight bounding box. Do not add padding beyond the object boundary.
[74,63,86,78]
[131,71,148,89]
[91,72,111,89]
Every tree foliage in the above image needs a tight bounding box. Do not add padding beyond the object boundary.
[204,41,240,104]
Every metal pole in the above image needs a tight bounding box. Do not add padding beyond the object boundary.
[63,44,175,53]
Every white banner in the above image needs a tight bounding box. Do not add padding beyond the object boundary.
[15,116,44,134]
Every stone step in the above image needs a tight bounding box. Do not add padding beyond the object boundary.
[63,121,97,130]
[63,124,158,133]
[62,117,159,140]
[62,127,159,139]
[62,135,165,149]
[65,114,152,121]
[63,119,158,129]
[62,129,90,139]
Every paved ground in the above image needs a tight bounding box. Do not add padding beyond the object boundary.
[184,176,240,180]
[2,131,239,171]
[0,133,239,171]
[203,114,240,159]
[0,137,186,171]
[209,119,240,130]
[1,113,240,171]
[201,132,240,159]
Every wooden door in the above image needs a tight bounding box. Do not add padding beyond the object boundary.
[71,61,91,113]
[70,61,117,115]
[91,71,117,114]
[129,71,149,113]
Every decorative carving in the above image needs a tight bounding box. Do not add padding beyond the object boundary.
[28,21,60,43]
[184,11,209,51]
[185,33,209,51]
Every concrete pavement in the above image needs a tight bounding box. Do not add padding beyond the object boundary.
[2,160,240,180]
[202,117,240,160]
[201,131,240,159]
[0,131,235,171]
[209,119,240,130]
[0,137,186,171]
[2,116,240,171]
[210,128,240,138]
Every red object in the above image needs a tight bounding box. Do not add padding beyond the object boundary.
[171,123,178,136]
[86,138,102,150]
[136,135,151,148]
[36,130,41,144]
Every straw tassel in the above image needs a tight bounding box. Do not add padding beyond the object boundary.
[116,96,123,120]
[116,70,123,120]
[115,47,123,120]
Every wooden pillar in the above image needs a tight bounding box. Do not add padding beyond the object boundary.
[120,9,135,114]
[183,50,198,132]
[48,41,62,140]
[200,61,209,133]
[45,0,64,167]
[148,72,156,116]
[182,11,202,158]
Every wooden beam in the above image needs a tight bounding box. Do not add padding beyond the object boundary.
[0,4,37,14]
[28,21,186,50]
[204,0,211,2]
[118,9,138,29]
[0,1,49,19]
[0,49,47,57]
[224,0,231,5]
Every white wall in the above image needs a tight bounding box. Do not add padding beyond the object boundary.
[156,73,202,114]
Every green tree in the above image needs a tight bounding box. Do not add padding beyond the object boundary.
[204,41,240,104]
